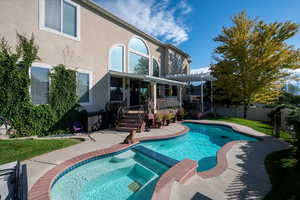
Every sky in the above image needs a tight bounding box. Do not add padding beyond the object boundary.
[94,0,300,72]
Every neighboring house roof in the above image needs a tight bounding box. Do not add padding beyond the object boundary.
[78,0,191,58]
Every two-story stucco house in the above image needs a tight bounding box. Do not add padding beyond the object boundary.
[0,0,191,119]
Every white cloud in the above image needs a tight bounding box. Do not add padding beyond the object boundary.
[94,0,191,45]
[191,67,210,74]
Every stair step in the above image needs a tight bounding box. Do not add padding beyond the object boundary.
[123,115,140,119]
[115,127,138,132]
[121,118,139,123]
[119,123,139,128]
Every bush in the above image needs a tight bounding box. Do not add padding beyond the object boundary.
[286,109,300,168]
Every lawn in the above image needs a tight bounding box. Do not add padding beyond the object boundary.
[210,117,292,140]
[0,139,81,165]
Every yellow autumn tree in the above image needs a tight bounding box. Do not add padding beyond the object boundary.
[211,12,300,118]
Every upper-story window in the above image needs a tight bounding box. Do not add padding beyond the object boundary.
[109,45,124,72]
[40,0,80,40]
[128,37,149,75]
[152,58,160,77]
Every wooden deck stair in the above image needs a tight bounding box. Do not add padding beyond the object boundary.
[116,110,146,132]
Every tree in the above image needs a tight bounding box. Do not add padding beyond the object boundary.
[211,11,300,118]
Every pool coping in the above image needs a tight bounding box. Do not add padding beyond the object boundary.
[28,121,267,200]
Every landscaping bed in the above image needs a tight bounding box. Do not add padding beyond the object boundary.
[0,139,81,165]
[264,148,299,200]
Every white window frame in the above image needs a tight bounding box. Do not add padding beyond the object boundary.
[152,57,161,77]
[29,62,52,105]
[108,44,126,72]
[76,69,93,106]
[39,0,81,41]
[128,36,150,75]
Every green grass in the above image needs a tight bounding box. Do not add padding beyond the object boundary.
[210,117,292,140]
[264,148,299,200]
[0,139,81,165]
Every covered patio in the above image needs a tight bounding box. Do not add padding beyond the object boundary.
[166,71,216,113]
[109,70,186,112]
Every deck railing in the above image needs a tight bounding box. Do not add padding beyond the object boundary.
[157,97,180,109]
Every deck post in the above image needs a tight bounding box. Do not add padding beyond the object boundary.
[151,82,157,113]
[178,86,182,108]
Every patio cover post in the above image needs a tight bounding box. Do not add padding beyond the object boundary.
[151,82,157,113]
[201,78,204,112]
[178,86,183,108]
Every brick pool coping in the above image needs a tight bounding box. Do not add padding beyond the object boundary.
[28,121,264,200]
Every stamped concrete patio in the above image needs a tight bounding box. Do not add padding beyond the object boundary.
[25,120,289,200]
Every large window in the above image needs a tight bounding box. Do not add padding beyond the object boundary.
[128,53,149,75]
[153,58,160,77]
[31,66,50,104]
[109,45,124,72]
[128,37,150,75]
[77,72,90,103]
[110,77,123,101]
[41,0,79,39]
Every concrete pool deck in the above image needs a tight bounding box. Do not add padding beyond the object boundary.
[26,120,290,200]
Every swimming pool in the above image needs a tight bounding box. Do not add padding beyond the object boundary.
[51,150,169,200]
[50,122,258,200]
[141,122,258,171]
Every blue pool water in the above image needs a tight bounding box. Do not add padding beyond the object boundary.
[51,151,168,200]
[141,122,258,171]
[51,123,258,200]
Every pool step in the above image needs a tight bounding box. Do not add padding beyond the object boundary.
[132,146,179,167]
[110,151,136,163]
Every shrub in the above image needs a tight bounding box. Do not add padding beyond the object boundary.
[286,109,300,168]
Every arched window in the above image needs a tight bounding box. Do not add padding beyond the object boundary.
[152,58,160,77]
[109,45,124,72]
[128,37,149,75]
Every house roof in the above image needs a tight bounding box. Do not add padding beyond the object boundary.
[77,0,191,58]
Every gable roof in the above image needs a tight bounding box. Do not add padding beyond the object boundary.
[77,0,191,58]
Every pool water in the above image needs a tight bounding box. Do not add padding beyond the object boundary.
[51,151,168,200]
[141,122,258,171]
[51,123,258,200]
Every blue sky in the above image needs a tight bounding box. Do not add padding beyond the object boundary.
[94,0,300,71]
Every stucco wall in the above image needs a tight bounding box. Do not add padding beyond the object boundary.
[0,0,185,111]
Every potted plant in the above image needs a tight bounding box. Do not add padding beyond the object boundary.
[177,108,186,121]
[155,114,163,128]
[163,113,169,126]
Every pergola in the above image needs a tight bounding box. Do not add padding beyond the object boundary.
[166,72,216,113]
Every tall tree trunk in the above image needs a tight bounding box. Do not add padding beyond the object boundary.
[243,104,248,119]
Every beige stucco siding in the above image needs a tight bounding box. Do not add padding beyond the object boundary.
[0,0,189,111]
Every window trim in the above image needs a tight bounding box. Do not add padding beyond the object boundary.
[29,62,52,105]
[108,44,126,72]
[39,0,81,41]
[128,36,150,75]
[152,57,160,77]
[76,69,93,106]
